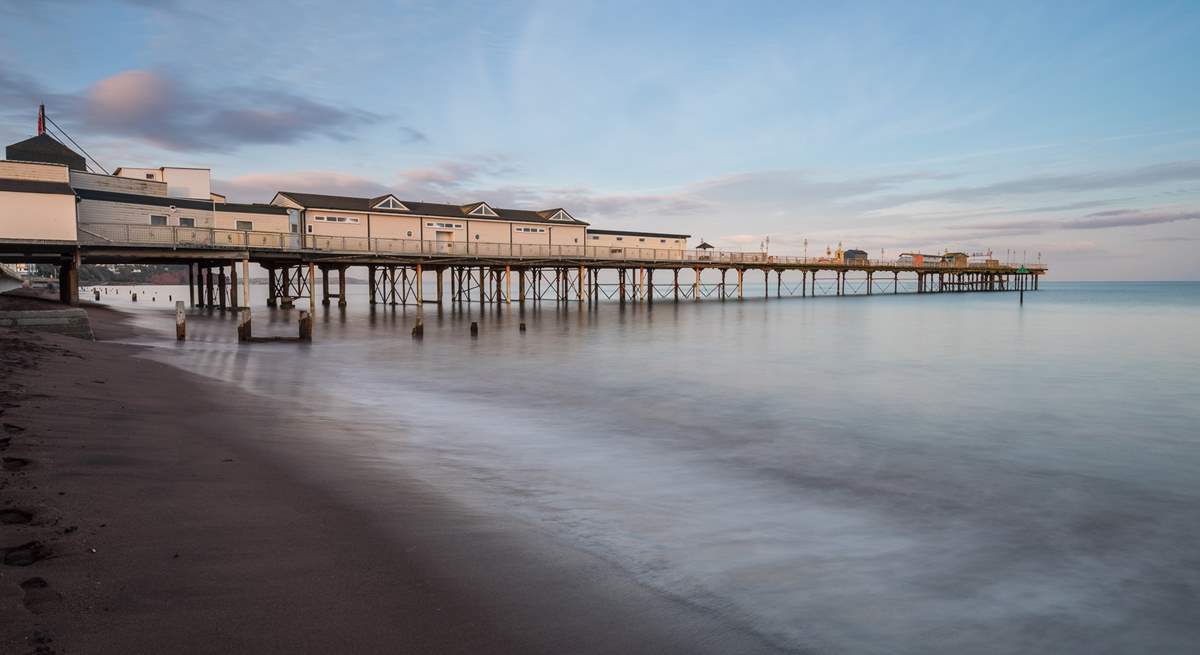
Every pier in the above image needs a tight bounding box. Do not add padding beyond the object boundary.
[0,224,1045,310]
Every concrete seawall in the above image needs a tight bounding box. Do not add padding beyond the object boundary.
[0,307,94,340]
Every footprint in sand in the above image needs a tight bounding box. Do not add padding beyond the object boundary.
[2,541,50,566]
[20,577,62,614]
[3,457,32,471]
[2,423,25,434]
[0,509,33,525]
[0,437,10,451]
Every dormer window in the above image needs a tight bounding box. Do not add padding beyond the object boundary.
[372,196,409,211]
[468,203,498,217]
[541,209,574,222]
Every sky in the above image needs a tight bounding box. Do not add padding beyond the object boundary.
[1,0,1198,279]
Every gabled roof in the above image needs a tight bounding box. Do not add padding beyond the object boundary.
[272,191,590,225]
[538,208,576,222]
[371,194,409,211]
[464,201,498,217]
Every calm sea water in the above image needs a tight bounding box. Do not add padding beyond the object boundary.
[93,281,1200,654]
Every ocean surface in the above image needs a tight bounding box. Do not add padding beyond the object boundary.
[93,280,1200,654]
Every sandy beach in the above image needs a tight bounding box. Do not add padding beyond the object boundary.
[0,303,783,655]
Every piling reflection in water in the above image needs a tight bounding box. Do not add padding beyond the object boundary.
[100,282,1200,654]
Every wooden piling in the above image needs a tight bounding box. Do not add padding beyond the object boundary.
[175,301,186,341]
[470,321,479,337]
[237,307,251,342]
[321,266,331,305]
[241,258,250,309]
[298,310,312,341]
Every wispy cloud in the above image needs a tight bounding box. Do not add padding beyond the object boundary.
[0,64,393,153]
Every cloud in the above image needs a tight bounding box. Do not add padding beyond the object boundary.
[214,171,390,203]
[872,161,1200,209]
[0,64,394,153]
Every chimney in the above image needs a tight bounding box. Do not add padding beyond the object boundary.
[37,104,45,136]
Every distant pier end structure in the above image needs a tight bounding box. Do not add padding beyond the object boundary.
[0,118,1046,309]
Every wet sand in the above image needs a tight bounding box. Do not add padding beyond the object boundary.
[0,306,784,654]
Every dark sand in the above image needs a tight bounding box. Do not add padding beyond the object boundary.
[0,306,784,654]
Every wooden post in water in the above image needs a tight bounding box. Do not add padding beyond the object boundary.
[368,265,377,305]
[765,269,770,299]
[321,266,331,305]
[673,268,680,302]
[720,269,727,300]
[737,268,744,300]
[298,310,312,341]
[437,268,445,305]
[175,301,186,341]
[218,266,227,310]
[693,267,701,302]
[777,270,782,298]
[646,268,654,305]
[518,268,527,304]
[578,264,584,303]
[416,264,423,304]
[618,268,626,304]
[237,307,251,342]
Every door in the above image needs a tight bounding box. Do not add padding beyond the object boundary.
[436,230,454,254]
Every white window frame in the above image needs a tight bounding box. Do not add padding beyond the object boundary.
[178,217,196,228]
[373,196,409,211]
[469,203,498,217]
[149,214,167,226]
[235,220,253,231]
[548,209,573,222]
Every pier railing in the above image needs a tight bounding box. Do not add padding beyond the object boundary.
[77,223,1045,270]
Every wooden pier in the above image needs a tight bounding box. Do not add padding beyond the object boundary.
[1,226,1045,311]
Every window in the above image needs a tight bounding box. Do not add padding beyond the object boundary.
[639,238,646,242]
[314,216,360,224]
[178,217,195,228]
[591,235,599,240]
[515,227,545,233]
[469,204,498,217]
[236,220,253,231]
[660,239,667,244]
[150,215,167,226]
[290,224,298,233]
[425,222,462,229]
[145,173,154,180]
[616,237,623,241]
[547,210,573,222]
[307,225,313,233]
[475,234,480,240]
[406,230,413,237]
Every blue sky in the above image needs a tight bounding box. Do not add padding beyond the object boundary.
[2,0,1198,278]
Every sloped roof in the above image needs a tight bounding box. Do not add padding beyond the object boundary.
[274,191,590,225]
[6,134,86,171]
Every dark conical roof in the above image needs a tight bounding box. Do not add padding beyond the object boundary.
[6,134,86,171]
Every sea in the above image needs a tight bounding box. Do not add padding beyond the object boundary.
[87,280,1200,654]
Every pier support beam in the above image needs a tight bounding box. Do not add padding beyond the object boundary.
[218,266,227,311]
[693,267,701,302]
[737,268,744,300]
[321,266,331,306]
[338,266,347,308]
[367,266,376,305]
[58,253,78,306]
[229,263,239,309]
[267,267,277,307]
[188,263,196,307]
[205,265,215,308]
